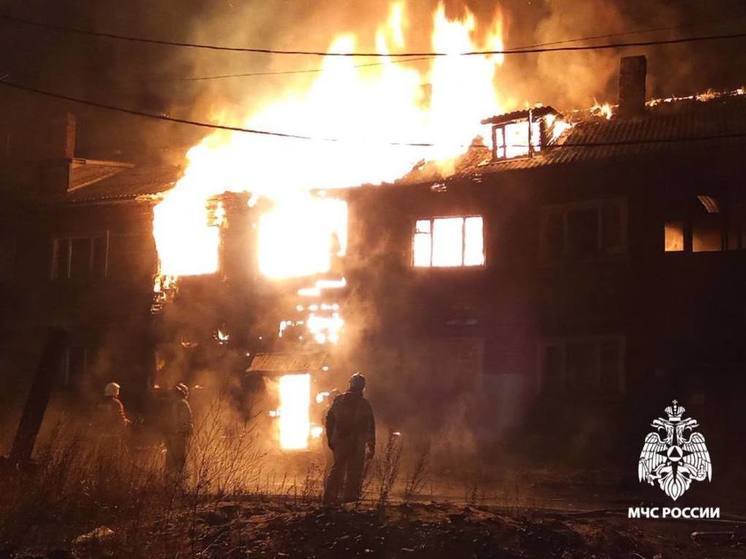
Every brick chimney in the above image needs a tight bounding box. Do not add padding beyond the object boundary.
[618,55,647,118]
[40,111,77,195]
[48,111,77,160]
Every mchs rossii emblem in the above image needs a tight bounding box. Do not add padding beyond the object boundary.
[638,400,712,501]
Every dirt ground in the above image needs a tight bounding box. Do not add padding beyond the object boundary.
[7,499,745,559]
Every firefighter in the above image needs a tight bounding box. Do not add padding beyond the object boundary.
[165,382,194,483]
[323,373,376,505]
[98,382,131,432]
[95,382,131,454]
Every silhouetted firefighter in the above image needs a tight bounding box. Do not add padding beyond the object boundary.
[165,383,193,484]
[324,373,376,504]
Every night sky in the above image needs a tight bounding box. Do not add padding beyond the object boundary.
[1,0,745,158]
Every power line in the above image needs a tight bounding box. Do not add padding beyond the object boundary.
[145,18,745,82]
[2,12,746,57]
[0,78,436,146]
[1,77,745,150]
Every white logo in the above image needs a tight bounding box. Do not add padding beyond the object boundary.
[638,400,712,501]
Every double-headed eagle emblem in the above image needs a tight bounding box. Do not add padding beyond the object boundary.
[638,400,712,500]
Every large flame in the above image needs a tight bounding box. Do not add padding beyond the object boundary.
[152,2,507,280]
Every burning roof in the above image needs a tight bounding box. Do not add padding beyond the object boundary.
[393,90,746,186]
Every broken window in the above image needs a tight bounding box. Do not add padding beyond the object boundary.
[539,336,625,394]
[484,107,562,161]
[51,233,109,281]
[540,199,627,260]
[493,120,542,159]
[413,216,485,268]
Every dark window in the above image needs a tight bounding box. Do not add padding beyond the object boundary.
[60,346,91,387]
[541,212,564,257]
[51,233,108,281]
[540,336,625,394]
[566,208,599,256]
[692,213,722,252]
[540,199,627,260]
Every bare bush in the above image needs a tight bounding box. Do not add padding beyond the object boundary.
[403,442,431,502]
[375,431,403,508]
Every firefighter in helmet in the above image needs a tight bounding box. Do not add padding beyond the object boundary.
[95,382,131,454]
[99,382,131,432]
[165,382,194,483]
[323,373,376,504]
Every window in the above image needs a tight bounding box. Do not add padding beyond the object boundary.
[60,346,92,387]
[413,216,484,268]
[51,233,108,281]
[540,199,627,260]
[493,120,542,160]
[692,213,722,252]
[661,195,746,254]
[539,335,625,394]
[664,221,685,252]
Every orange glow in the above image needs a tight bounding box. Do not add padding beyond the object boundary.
[258,196,347,279]
[278,374,311,450]
[664,221,684,252]
[152,2,507,280]
[591,101,614,120]
[414,216,484,267]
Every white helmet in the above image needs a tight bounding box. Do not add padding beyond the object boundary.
[104,382,121,397]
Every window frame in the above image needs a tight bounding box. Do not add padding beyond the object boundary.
[537,334,626,395]
[539,198,628,261]
[50,230,110,281]
[412,215,486,269]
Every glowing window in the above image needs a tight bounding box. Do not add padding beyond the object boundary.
[664,221,684,252]
[413,216,484,268]
[494,120,542,159]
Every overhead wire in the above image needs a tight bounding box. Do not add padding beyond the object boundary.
[1,12,746,57]
[1,77,745,149]
[143,17,746,82]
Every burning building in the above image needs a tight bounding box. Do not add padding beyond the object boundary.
[1,1,746,463]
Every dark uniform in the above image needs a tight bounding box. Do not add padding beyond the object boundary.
[324,374,375,504]
[97,396,129,432]
[94,384,131,456]
[165,383,193,482]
